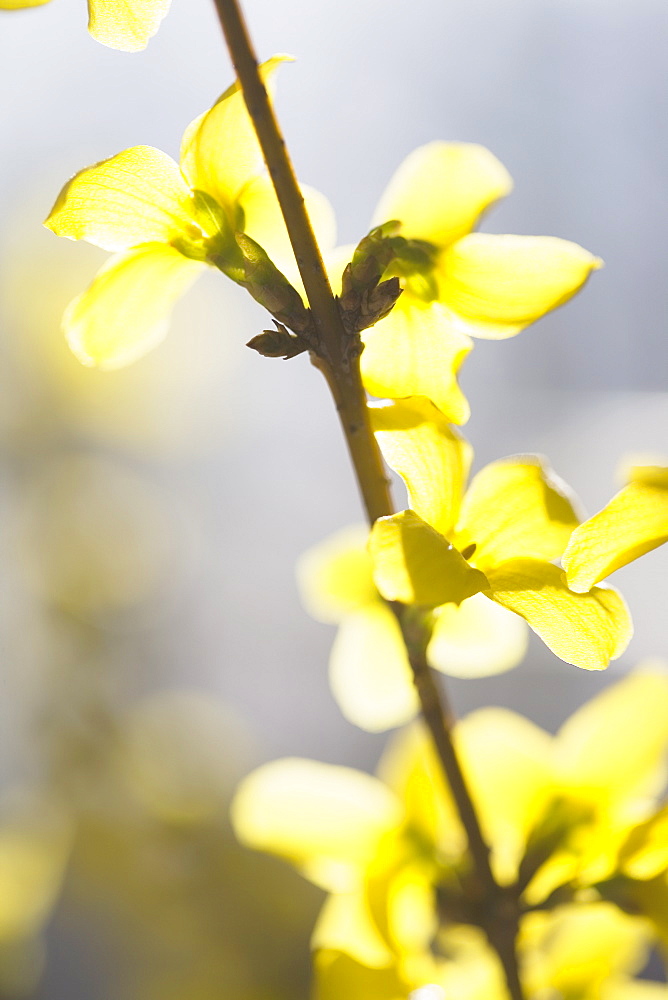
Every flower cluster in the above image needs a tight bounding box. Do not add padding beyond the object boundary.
[233,670,668,1000]
[39,47,668,1000]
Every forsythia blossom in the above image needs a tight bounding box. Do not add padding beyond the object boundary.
[299,415,668,733]
[0,0,171,51]
[298,522,528,732]
[368,401,668,671]
[44,57,334,369]
[232,670,668,1000]
[343,143,602,421]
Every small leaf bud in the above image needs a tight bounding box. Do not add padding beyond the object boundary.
[246,322,308,359]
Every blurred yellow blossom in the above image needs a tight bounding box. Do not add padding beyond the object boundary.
[17,451,186,624]
[45,56,334,369]
[0,795,71,994]
[233,671,668,999]
[0,0,171,51]
[297,523,527,732]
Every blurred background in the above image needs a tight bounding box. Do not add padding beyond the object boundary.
[0,0,666,995]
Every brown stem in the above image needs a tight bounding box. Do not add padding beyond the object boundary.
[210,2,524,997]
[402,619,523,1000]
[211,0,389,524]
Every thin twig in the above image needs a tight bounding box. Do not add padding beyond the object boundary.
[210,3,525,996]
[211,0,390,524]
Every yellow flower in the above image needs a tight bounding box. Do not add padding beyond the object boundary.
[314,906,664,1000]
[232,671,668,999]
[44,57,334,369]
[0,0,170,51]
[369,396,634,673]
[356,143,601,420]
[297,523,527,733]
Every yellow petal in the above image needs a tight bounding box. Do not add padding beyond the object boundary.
[239,174,337,282]
[313,899,395,971]
[230,758,403,892]
[87,0,171,51]
[0,819,70,939]
[180,55,291,211]
[330,604,419,733]
[438,233,602,339]
[0,0,51,7]
[485,559,632,670]
[563,477,668,593]
[370,397,472,538]
[618,805,668,880]
[370,511,488,607]
[603,979,668,1000]
[427,593,528,679]
[555,669,668,806]
[385,863,438,956]
[63,244,204,369]
[45,147,195,252]
[378,724,460,855]
[296,526,377,624]
[455,456,580,571]
[361,299,472,423]
[314,949,408,1000]
[457,708,553,881]
[625,463,668,488]
[522,904,649,997]
[372,142,512,247]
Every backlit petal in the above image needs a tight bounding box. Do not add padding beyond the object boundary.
[438,233,601,339]
[378,723,459,853]
[603,979,668,1000]
[230,758,403,892]
[330,604,418,733]
[87,0,170,51]
[372,142,512,247]
[370,397,472,538]
[63,244,204,369]
[239,174,337,282]
[485,559,632,670]
[0,0,51,7]
[563,475,668,593]
[313,900,395,970]
[618,805,668,879]
[45,147,195,252]
[296,526,376,624]
[361,299,472,423]
[555,670,668,806]
[427,594,528,679]
[457,709,553,881]
[522,904,649,998]
[455,456,580,571]
[314,949,408,1000]
[180,55,291,210]
[370,511,488,607]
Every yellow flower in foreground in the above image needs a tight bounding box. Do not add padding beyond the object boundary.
[232,671,668,999]
[45,57,334,368]
[355,142,601,420]
[0,0,171,52]
[297,524,527,733]
[368,396,634,672]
